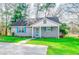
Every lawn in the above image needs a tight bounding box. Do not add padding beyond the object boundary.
[0,36,30,43]
[27,37,79,55]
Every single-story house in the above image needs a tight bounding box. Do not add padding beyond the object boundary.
[11,17,60,38]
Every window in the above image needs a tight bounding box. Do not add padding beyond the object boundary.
[43,27,46,31]
[16,26,26,33]
[47,27,52,32]
[43,27,52,32]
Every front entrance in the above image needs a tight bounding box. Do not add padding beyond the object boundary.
[35,27,40,37]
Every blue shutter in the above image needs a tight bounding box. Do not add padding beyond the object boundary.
[16,26,18,33]
[24,26,26,33]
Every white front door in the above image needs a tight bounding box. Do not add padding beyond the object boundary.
[35,28,40,37]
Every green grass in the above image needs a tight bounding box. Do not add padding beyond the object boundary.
[0,36,30,43]
[27,37,79,55]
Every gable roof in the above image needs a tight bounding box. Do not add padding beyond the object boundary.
[30,17,60,23]
[30,17,59,27]
[11,17,60,26]
[11,20,27,26]
[46,17,60,23]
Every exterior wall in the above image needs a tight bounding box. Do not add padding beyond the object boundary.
[11,26,32,36]
[41,27,58,38]
[32,27,58,38]
[11,26,58,38]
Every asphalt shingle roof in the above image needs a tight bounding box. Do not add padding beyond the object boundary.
[46,17,60,23]
[11,20,27,26]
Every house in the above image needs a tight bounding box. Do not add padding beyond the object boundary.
[11,17,60,38]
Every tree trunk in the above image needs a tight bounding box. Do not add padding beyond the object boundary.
[5,4,8,36]
[5,13,8,36]
[45,11,47,18]
[36,4,39,20]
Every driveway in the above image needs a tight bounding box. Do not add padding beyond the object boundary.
[0,42,48,55]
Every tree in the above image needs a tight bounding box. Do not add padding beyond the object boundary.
[4,4,13,36]
[34,3,40,20]
[39,3,56,17]
[56,3,79,34]
[60,23,70,37]
[12,3,29,21]
[0,3,18,36]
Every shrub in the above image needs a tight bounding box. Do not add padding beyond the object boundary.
[60,23,70,37]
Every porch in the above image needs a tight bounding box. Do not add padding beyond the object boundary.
[30,19,60,38]
[32,26,59,38]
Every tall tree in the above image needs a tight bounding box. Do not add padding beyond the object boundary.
[0,3,18,35]
[12,3,29,21]
[34,3,40,20]
[39,3,56,17]
[4,3,13,36]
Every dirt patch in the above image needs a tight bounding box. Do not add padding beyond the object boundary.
[66,33,79,38]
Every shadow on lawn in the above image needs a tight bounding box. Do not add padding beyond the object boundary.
[34,37,79,42]
[0,36,30,43]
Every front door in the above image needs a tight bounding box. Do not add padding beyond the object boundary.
[35,28,40,37]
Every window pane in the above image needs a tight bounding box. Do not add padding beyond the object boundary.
[16,27,18,33]
[46,27,52,32]
[24,27,26,32]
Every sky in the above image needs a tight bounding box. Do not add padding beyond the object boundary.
[56,3,60,8]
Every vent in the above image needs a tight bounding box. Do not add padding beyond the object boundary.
[43,20,47,24]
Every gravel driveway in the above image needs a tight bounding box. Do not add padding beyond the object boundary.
[0,42,48,55]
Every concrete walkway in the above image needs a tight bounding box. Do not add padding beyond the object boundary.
[18,38,35,44]
[18,38,31,44]
[0,42,48,55]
